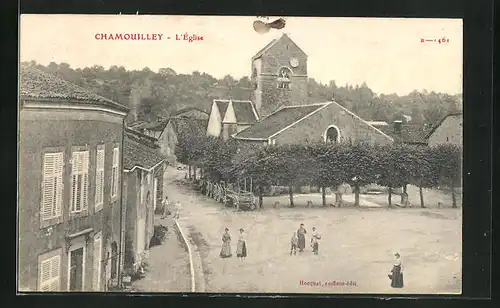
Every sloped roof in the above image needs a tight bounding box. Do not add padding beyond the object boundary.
[215,100,229,118]
[19,65,128,112]
[252,38,278,60]
[376,124,431,144]
[172,107,209,119]
[231,100,259,124]
[424,113,463,139]
[170,118,208,136]
[123,129,165,171]
[234,103,328,140]
[252,34,307,61]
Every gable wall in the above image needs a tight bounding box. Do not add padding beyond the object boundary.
[273,103,394,145]
[428,116,463,147]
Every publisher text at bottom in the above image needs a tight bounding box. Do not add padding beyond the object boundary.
[299,280,358,287]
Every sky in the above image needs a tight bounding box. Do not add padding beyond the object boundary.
[20,15,463,96]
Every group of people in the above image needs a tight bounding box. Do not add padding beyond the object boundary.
[161,196,182,220]
[290,223,322,256]
[220,228,247,261]
[291,223,403,288]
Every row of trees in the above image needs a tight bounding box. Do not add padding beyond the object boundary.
[176,135,462,209]
[23,61,462,126]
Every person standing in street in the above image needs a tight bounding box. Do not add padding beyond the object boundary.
[297,223,307,252]
[389,252,404,288]
[290,232,298,256]
[173,200,182,219]
[236,228,247,261]
[220,228,232,258]
[311,227,321,255]
[162,196,170,219]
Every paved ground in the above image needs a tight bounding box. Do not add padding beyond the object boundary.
[129,217,191,292]
[162,167,462,294]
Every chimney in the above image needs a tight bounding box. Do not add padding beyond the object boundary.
[393,120,403,134]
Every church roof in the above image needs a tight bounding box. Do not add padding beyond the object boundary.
[214,99,229,118]
[231,100,259,124]
[251,33,307,61]
[233,103,330,140]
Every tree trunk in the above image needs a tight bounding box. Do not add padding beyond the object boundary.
[193,166,197,180]
[258,186,264,208]
[200,168,204,178]
[354,183,360,206]
[289,185,294,207]
[321,186,326,207]
[419,186,426,208]
[188,165,192,179]
[451,183,457,208]
[401,184,407,204]
[388,187,392,206]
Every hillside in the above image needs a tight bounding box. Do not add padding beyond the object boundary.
[21,61,462,125]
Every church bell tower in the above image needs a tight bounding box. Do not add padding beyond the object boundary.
[251,33,308,117]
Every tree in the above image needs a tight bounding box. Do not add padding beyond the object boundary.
[343,142,379,206]
[230,144,278,208]
[308,142,349,206]
[409,146,440,208]
[376,144,415,207]
[432,144,462,207]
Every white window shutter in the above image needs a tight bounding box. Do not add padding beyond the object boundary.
[42,153,64,221]
[39,255,60,291]
[42,154,55,220]
[95,149,105,208]
[50,256,60,291]
[71,153,78,212]
[54,153,64,217]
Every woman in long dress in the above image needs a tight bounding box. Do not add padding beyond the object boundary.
[297,224,307,252]
[311,227,321,255]
[236,228,247,260]
[220,228,232,258]
[389,252,404,288]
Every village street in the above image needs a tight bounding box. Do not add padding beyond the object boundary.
[128,216,191,292]
[158,167,462,294]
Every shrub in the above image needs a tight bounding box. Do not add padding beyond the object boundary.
[149,225,169,247]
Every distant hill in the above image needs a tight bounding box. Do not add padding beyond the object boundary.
[21,61,462,126]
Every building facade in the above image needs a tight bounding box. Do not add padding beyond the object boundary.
[233,101,394,146]
[18,66,129,292]
[122,128,165,274]
[251,34,308,117]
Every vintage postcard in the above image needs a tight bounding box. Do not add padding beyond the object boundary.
[18,15,463,294]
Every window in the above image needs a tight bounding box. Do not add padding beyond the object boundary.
[41,152,64,222]
[277,67,292,89]
[324,125,341,144]
[111,147,119,198]
[92,233,102,291]
[70,151,89,214]
[38,250,61,291]
[95,147,105,211]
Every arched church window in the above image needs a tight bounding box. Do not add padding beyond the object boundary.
[324,125,340,143]
[277,67,292,89]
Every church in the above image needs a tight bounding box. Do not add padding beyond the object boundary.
[206,33,393,146]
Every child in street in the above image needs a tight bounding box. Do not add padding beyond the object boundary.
[290,232,298,256]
